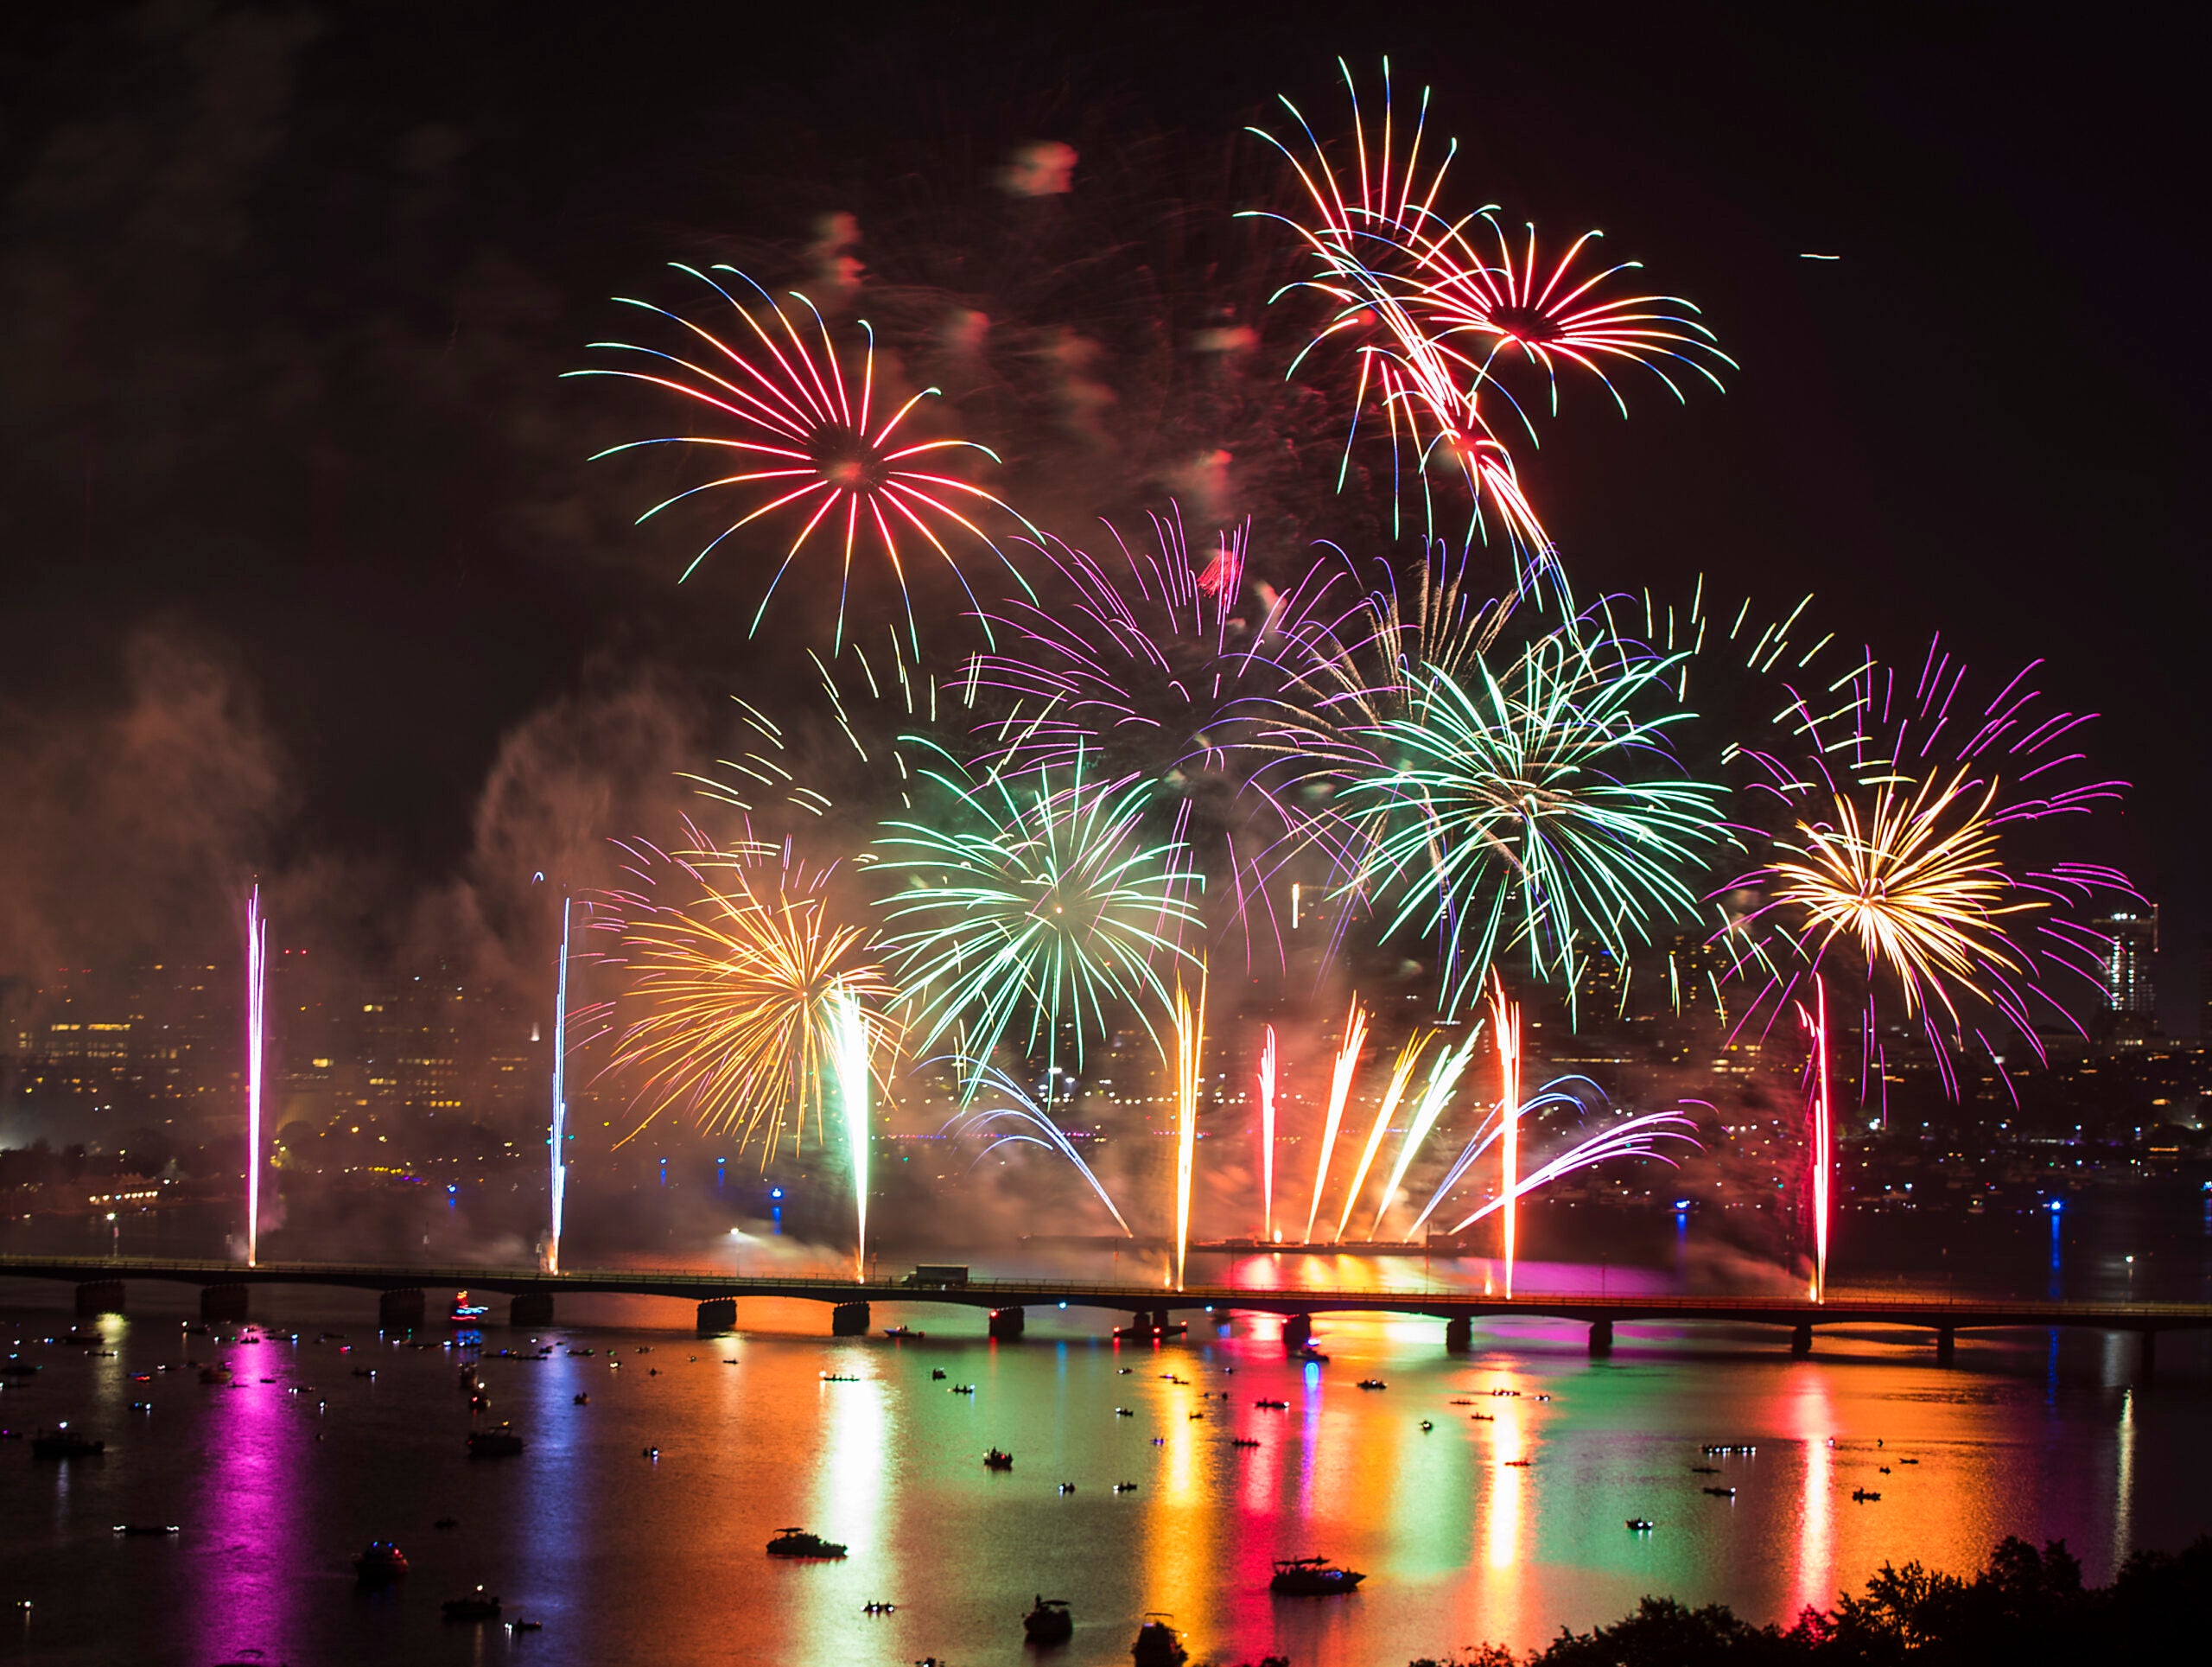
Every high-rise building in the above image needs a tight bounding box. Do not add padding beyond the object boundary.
[2092,906,2158,1041]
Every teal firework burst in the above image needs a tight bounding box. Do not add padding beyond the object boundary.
[1344,613,1728,1013]
[876,747,1202,1089]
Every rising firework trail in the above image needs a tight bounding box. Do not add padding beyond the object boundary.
[1302,999,1368,1244]
[1368,1028,1482,1238]
[1256,1026,1279,1242]
[571,264,1030,653]
[244,887,266,1269]
[549,894,573,1275]
[1172,972,1206,1290]
[1491,977,1522,1298]
[831,991,872,1281]
[1798,977,1833,1302]
[1332,1034,1429,1242]
[1439,1106,1701,1233]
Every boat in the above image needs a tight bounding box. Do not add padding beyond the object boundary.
[983,1447,1015,1471]
[351,1368,376,1379]
[1230,1437,1260,1449]
[950,1384,976,1396]
[1355,1378,1387,1390]
[1022,1595,1074,1644]
[198,1365,232,1385]
[30,1428,104,1459]
[448,1294,490,1326]
[819,1372,861,1383]
[1115,1407,1134,1416]
[1852,1488,1882,1503]
[1130,1613,1188,1665]
[1113,1319,1188,1340]
[1254,1398,1288,1409]
[505,1619,542,1634]
[113,1524,179,1537]
[931,1369,947,1380]
[766,1527,848,1558]
[467,1425,524,1458]
[434,1517,460,1530]
[353,1541,408,1582]
[442,1587,501,1622]
[1269,1556,1365,1596]
[1420,1421,1434,1431]
[1114,1481,1138,1493]
[882,1327,926,1339]
[1703,1486,1738,1498]
[1297,1347,1330,1364]
[1626,1518,1655,1531]
[572,1393,589,1405]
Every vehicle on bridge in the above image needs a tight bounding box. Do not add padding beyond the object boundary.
[904,1264,969,1288]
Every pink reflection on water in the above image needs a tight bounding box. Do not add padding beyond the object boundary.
[185,1360,304,1664]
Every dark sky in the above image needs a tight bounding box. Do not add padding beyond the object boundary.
[3,2,2205,1030]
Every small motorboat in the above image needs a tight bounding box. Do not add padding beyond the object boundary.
[983,1447,1015,1471]
[1703,1486,1738,1498]
[1503,1458,1531,1467]
[30,1427,104,1459]
[1114,1407,1134,1416]
[353,1541,408,1582]
[113,1524,179,1537]
[1690,1465,1720,1474]
[931,1369,947,1380]
[1023,1595,1074,1644]
[1187,1411,1205,1421]
[950,1384,976,1396]
[1130,1613,1188,1666]
[573,1393,589,1405]
[766,1527,848,1558]
[1900,1458,1921,1466]
[442,1587,501,1622]
[1297,1347,1331,1364]
[434,1517,460,1530]
[1254,1398,1288,1409]
[448,1295,490,1327]
[882,1327,926,1340]
[1355,1378,1387,1390]
[1113,1481,1139,1493]
[1269,1556,1365,1596]
[819,1372,861,1383]
[861,1600,897,1614]
[466,1425,524,1459]
[352,1367,376,1379]
[505,1619,542,1634]
[1230,1437,1260,1449]
[1058,1482,1077,1493]
[1626,1518,1655,1531]
[1420,1420,1434,1432]
[1852,1488,1882,1503]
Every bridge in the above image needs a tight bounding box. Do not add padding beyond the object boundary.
[6,1254,2207,1370]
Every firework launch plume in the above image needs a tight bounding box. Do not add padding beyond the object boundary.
[1331,1032,1429,1242]
[1172,970,1205,1289]
[1256,1024,1278,1241]
[244,886,266,1268]
[1368,1027,1482,1237]
[831,989,872,1280]
[944,1064,1133,1237]
[1302,998,1368,1243]
[1491,977,1522,1296]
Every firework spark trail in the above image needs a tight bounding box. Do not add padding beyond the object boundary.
[1345,612,1728,1015]
[878,746,1201,1096]
[570,264,1032,653]
[1441,1109,1702,1233]
[1491,978,1522,1297]
[549,894,571,1275]
[831,990,872,1281]
[945,1065,1133,1237]
[1257,1025,1279,1241]
[1173,971,1206,1290]
[1798,977,1833,1302]
[1302,998,1368,1244]
[1719,642,2136,1078]
[592,837,898,1161]
[245,886,266,1269]
[1368,1028,1481,1238]
[1406,1074,1605,1234]
[1332,1033,1429,1242]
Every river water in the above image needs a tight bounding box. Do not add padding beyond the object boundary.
[3,1191,2209,1666]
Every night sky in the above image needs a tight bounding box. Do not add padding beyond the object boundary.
[3,3,2204,1031]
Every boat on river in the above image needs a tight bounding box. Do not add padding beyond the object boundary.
[1269,1556,1364,1595]
[766,1527,848,1558]
[1130,1613,1187,1665]
[31,1427,104,1459]
[1022,1595,1074,1644]
[467,1425,524,1458]
[984,1447,1014,1470]
[353,1541,408,1582]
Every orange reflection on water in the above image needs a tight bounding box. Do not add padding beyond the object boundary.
[1789,1367,1835,1619]
[1474,1365,1531,1649]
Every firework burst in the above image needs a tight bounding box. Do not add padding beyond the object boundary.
[876,747,1202,1091]
[590,836,899,1160]
[1344,609,1729,1015]
[570,264,1029,652]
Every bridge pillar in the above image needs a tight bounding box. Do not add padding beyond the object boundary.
[511,1293,555,1328]
[2139,1329,2157,1380]
[1444,1315,1473,1352]
[988,1307,1026,1340]
[1151,1308,1174,1333]
[1936,1326,1956,1364]
[696,1298,736,1337]
[74,1280,126,1317]
[1789,1321,1813,1356]
[1282,1313,1313,1351]
[830,1301,870,1337]
[1589,1318,1615,1358]
[200,1283,250,1323]
[377,1288,425,1331]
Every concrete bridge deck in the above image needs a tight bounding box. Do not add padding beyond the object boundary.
[6,1253,2208,1348]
